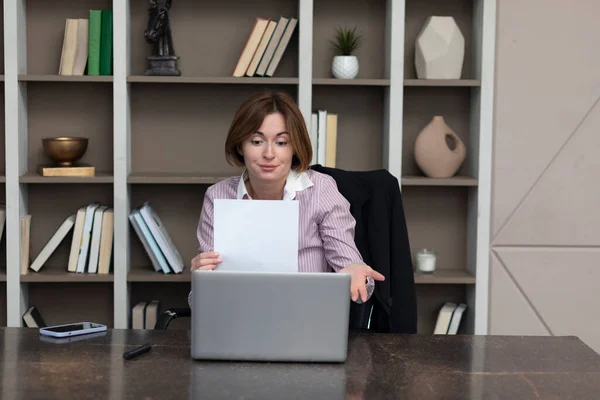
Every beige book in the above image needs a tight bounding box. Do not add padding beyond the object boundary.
[58,18,79,75]
[255,16,289,76]
[97,208,114,275]
[232,17,270,77]
[72,18,89,76]
[67,207,87,272]
[145,300,160,329]
[246,20,276,77]
[265,17,297,77]
[20,215,32,275]
[325,113,338,168]
[132,301,147,329]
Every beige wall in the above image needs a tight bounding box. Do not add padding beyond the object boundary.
[490,1,600,353]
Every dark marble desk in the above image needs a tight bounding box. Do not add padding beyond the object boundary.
[1,328,599,399]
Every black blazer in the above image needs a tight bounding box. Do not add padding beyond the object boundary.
[311,165,417,334]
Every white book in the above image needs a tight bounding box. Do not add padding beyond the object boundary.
[129,209,170,274]
[317,110,327,164]
[433,302,457,334]
[139,202,184,273]
[67,207,87,272]
[30,214,76,272]
[76,203,100,273]
[87,205,107,274]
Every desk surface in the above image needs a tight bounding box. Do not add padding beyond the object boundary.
[1,328,599,399]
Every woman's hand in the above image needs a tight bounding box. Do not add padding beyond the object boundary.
[191,252,222,271]
[339,263,385,303]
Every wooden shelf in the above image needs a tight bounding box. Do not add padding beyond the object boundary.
[414,270,476,285]
[402,176,478,186]
[0,271,6,282]
[20,172,114,184]
[404,79,481,87]
[128,172,230,184]
[0,175,5,183]
[127,76,298,85]
[21,271,114,283]
[313,78,390,86]
[128,268,191,282]
[18,75,113,82]
[0,75,4,81]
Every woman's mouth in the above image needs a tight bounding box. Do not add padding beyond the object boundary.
[259,165,277,172]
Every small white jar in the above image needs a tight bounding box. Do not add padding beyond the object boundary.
[415,249,437,274]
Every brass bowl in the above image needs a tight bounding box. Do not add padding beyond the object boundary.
[42,137,89,167]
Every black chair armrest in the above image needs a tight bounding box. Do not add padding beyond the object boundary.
[154,308,191,330]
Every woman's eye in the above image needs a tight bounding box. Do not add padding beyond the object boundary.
[251,140,263,145]
[276,141,288,146]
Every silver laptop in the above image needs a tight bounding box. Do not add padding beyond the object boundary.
[190,270,351,362]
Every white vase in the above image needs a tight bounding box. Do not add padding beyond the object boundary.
[332,55,359,79]
[415,16,465,79]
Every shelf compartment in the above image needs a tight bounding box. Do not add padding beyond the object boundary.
[128,173,230,185]
[0,285,5,327]
[26,184,114,274]
[313,78,390,86]
[404,0,474,80]
[18,75,113,83]
[130,84,296,175]
[313,0,386,79]
[403,186,468,276]
[128,268,191,283]
[130,0,299,77]
[311,85,383,171]
[130,185,204,273]
[128,76,298,85]
[27,82,114,174]
[402,176,477,186]
[26,0,113,75]
[27,283,114,327]
[414,270,475,285]
[404,79,480,87]
[130,282,192,330]
[402,86,472,176]
[20,172,114,184]
[21,271,113,283]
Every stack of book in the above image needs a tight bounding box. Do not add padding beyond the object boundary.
[311,110,338,167]
[58,9,113,76]
[433,302,467,334]
[232,16,298,77]
[129,202,185,275]
[131,300,160,329]
[27,203,114,274]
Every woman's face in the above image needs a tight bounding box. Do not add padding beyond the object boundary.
[240,112,293,184]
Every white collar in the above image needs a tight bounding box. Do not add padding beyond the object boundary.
[236,169,313,200]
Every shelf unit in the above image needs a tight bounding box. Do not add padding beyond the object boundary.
[2,0,495,334]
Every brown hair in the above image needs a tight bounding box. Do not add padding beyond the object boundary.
[224,90,313,171]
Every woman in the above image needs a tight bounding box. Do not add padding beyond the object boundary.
[190,90,384,306]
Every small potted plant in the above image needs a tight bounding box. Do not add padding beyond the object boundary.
[330,26,362,79]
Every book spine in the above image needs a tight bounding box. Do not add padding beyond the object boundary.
[87,10,102,75]
[99,10,113,75]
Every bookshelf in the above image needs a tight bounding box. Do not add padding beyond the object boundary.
[2,0,496,334]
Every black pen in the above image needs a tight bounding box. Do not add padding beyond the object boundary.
[123,343,152,360]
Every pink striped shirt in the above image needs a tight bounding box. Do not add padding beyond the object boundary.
[188,169,374,306]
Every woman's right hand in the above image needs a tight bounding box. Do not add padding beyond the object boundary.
[191,252,222,271]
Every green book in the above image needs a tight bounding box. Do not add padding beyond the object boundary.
[100,10,113,75]
[87,10,102,75]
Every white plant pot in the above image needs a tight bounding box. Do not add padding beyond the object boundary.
[332,55,359,79]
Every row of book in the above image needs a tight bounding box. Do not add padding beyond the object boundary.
[434,302,467,334]
[132,300,161,329]
[233,16,297,77]
[129,202,185,275]
[59,10,113,76]
[24,203,114,275]
[311,110,338,167]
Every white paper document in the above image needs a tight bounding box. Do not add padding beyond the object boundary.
[213,199,299,273]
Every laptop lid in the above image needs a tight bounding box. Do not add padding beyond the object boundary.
[191,270,351,362]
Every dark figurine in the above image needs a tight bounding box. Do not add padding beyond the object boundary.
[144,0,181,76]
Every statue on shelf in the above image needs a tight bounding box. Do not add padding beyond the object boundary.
[144,0,181,76]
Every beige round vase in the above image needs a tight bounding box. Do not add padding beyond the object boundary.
[414,116,466,178]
